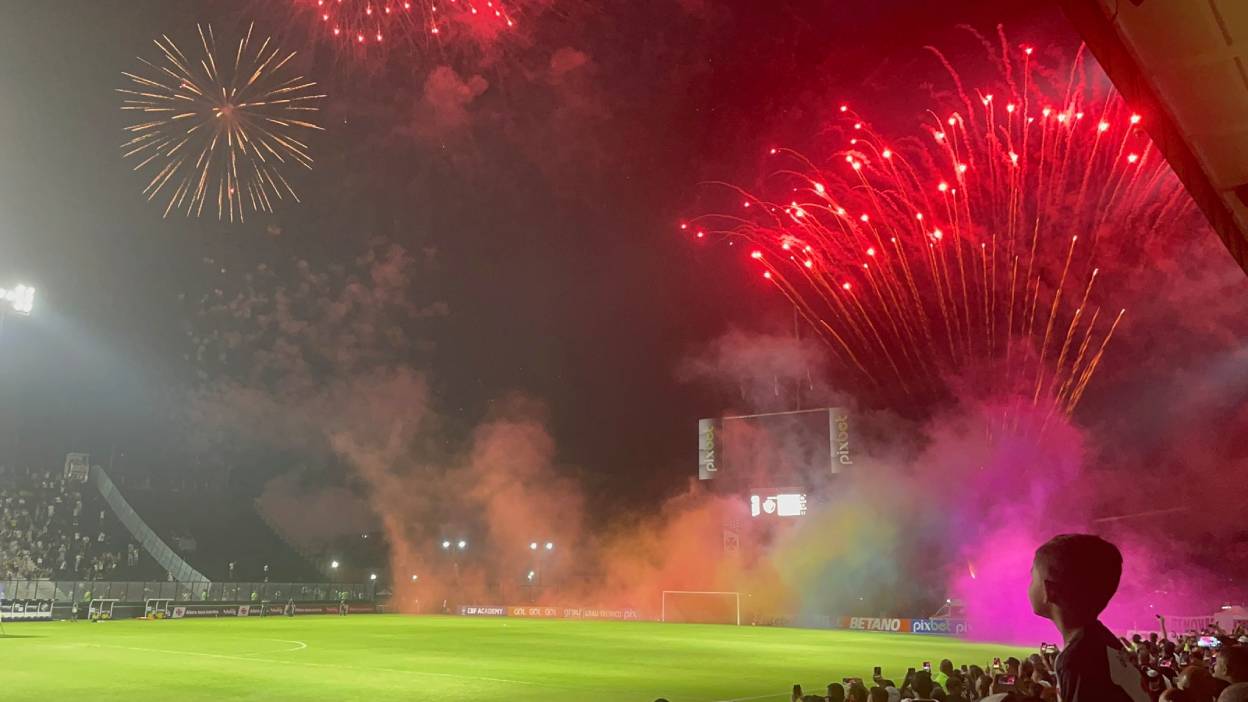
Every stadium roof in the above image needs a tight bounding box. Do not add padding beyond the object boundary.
[1060,0,1248,276]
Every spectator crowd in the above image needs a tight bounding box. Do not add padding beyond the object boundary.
[766,625,1248,702]
[658,534,1248,702]
[0,464,138,580]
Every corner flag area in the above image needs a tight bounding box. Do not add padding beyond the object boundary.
[0,615,1031,701]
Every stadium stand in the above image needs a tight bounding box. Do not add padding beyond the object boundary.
[0,464,160,580]
[2,459,315,584]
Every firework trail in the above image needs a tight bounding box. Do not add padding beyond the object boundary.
[119,24,326,222]
[692,36,1192,415]
[285,0,518,52]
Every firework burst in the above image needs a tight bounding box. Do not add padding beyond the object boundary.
[119,24,326,222]
[692,36,1192,416]
[287,0,517,52]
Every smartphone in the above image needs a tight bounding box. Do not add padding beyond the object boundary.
[922,661,931,673]
[1043,644,1059,655]
[994,674,1016,686]
[1197,636,1220,649]
[992,657,1003,671]
[873,666,882,678]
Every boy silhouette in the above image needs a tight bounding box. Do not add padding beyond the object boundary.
[1029,534,1148,702]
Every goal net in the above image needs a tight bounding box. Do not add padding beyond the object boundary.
[661,591,740,625]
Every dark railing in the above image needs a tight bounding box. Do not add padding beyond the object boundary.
[0,579,376,603]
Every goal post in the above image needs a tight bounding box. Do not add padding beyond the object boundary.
[661,590,740,625]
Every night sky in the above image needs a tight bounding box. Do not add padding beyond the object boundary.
[0,0,1169,509]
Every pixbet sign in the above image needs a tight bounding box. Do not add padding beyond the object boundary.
[910,618,969,635]
[836,616,968,636]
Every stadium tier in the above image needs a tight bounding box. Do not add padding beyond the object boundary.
[0,464,161,581]
[1,461,318,584]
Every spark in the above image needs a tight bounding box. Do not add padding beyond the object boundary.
[697,37,1191,414]
[119,24,325,222]
[287,0,520,53]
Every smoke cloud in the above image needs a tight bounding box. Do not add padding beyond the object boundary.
[190,231,1246,635]
[182,23,1248,644]
[419,66,490,134]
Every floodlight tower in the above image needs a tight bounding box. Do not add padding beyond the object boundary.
[441,538,468,585]
[0,283,34,468]
[527,540,554,600]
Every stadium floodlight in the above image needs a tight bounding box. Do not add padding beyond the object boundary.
[441,540,451,550]
[544,542,553,551]
[457,539,467,550]
[330,560,339,569]
[529,542,538,550]
[369,573,377,581]
[527,570,536,581]
[0,284,35,317]
[411,574,419,582]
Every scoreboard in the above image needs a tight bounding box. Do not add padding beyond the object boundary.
[698,407,851,501]
[749,488,808,518]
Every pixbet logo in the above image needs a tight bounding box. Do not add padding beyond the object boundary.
[911,618,968,635]
[835,414,852,466]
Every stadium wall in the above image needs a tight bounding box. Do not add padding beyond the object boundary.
[1,578,377,621]
[451,604,967,636]
[457,605,641,621]
[0,599,384,622]
[169,603,383,619]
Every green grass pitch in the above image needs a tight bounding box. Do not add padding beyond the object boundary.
[0,615,1031,701]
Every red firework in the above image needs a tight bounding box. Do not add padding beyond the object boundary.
[288,0,517,51]
[692,34,1193,414]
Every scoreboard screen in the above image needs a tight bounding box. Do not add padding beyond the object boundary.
[749,488,808,518]
[698,407,850,492]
